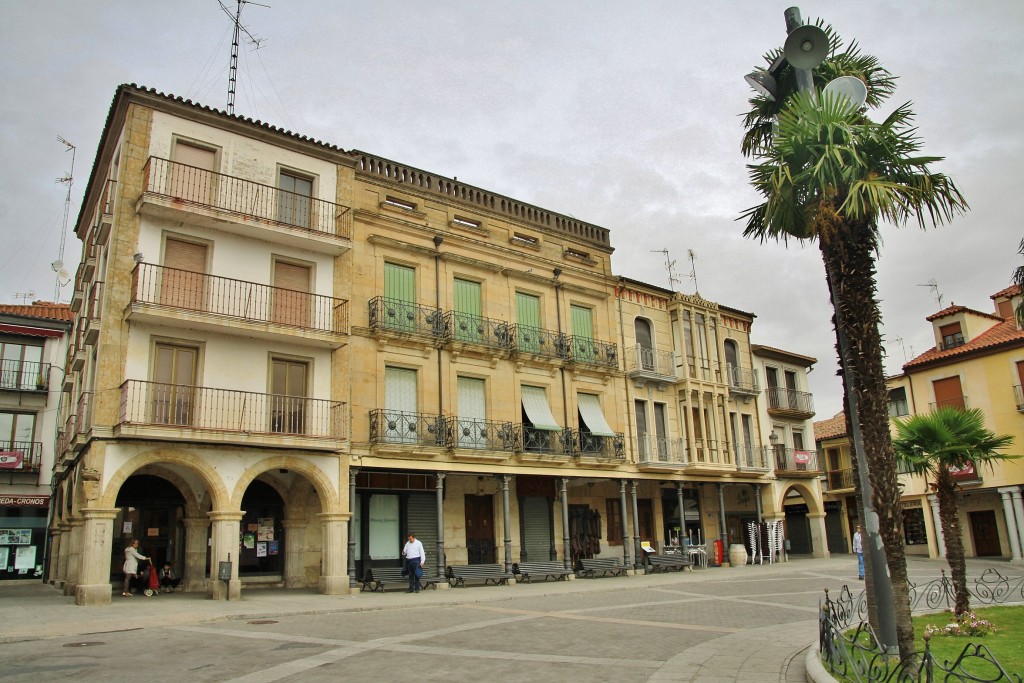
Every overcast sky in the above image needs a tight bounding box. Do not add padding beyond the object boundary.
[1,1,1021,419]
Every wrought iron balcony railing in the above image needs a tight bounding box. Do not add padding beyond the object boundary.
[75,392,93,438]
[566,429,625,459]
[0,359,50,391]
[636,435,688,466]
[766,387,815,415]
[726,364,760,394]
[772,446,820,471]
[368,297,444,337]
[939,332,965,350]
[519,426,573,455]
[442,312,513,351]
[626,346,675,378]
[142,157,351,239]
[133,263,349,334]
[120,380,346,439]
[929,396,968,411]
[369,409,444,446]
[565,336,618,369]
[0,441,43,473]
[734,443,769,470]
[442,416,517,451]
[56,412,77,458]
[510,324,569,360]
[824,467,855,491]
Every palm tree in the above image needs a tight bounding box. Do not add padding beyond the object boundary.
[741,26,968,660]
[1013,238,1024,326]
[892,407,1015,617]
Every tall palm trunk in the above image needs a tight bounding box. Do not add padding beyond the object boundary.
[819,217,915,660]
[935,467,970,616]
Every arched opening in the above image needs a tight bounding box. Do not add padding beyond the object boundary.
[782,485,815,555]
[724,339,739,384]
[111,475,187,582]
[239,480,286,577]
[634,317,654,370]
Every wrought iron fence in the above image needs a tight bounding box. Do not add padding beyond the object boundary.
[735,443,769,470]
[726,363,760,393]
[368,297,444,337]
[566,336,618,369]
[442,311,513,350]
[819,570,1024,682]
[369,409,444,446]
[511,323,568,360]
[826,467,856,491]
[0,359,50,391]
[442,416,517,451]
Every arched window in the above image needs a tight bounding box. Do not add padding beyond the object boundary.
[634,318,654,370]
[724,339,739,385]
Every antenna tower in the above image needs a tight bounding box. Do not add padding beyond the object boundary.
[54,136,76,302]
[650,249,681,292]
[687,249,699,294]
[916,278,943,309]
[221,0,267,115]
[13,292,36,305]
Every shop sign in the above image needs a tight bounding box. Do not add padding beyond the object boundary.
[0,495,50,507]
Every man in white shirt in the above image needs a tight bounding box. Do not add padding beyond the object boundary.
[402,532,426,593]
[852,524,864,580]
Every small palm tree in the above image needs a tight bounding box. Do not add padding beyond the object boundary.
[1013,238,1024,326]
[892,407,1015,617]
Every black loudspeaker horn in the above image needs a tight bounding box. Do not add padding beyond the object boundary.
[784,24,828,70]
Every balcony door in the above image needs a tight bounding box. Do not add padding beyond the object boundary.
[277,170,313,228]
[152,344,197,426]
[271,260,312,328]
[515,292,542,353]
[170,141,216,204]
[1,341,43,390]
[0,411,36,468]
[653,403,668,458]
[933,375,965,410]
[271,358,308,435]
[571,304,595,363]
[453,278,483,343]
[384,367,418,443]
[634,400,649,460]
[635,318,654,371]
[161,237,208,311]
[383,263,416,332]
[456,376,486,449]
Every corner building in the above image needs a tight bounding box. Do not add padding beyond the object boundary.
[50,85,827,605]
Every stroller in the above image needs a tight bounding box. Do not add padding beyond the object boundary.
[142,559,161,597]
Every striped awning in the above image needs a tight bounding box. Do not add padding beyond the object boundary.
[0,324,62,338]
[577,394,615,436]
[521,386,561,431]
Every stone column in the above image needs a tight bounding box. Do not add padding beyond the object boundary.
[435,473,446,577]
[63,517,83,596]
[182,517,210,593]
[675,483,687,543]
[630,480,642,571]
[208,510,242,601]
[348,467,359,587]
[73,508,119,606]
[807,512,829,558]
[619,480,632,567]
[318,512,350,595]
[998,487,1023,563]
[559,478,571,570]
[717,483,728,565]
[54,523,71,588]
[928,494,946,558]
[1011,487,1024,564]
[281,519,307,588]
[500,474,513,575]
[754,484,763,524]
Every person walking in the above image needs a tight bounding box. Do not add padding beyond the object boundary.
[402,532,426,593]
[122,539,149,596]
[852,524,864,580]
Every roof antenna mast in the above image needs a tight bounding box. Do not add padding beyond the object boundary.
[53,136,75,302]
[651,249,682,292]
[916,278,943,309]
[222,0,268,115]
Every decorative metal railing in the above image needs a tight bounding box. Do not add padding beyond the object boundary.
[368,297,444,337]
[442,312,513,351]
[930,396,969,411]
[133,263,348,334]
[819,570,1024,682]
[369,409,444,447]
[0,359,50,391]
[825,467,856,491]
[120,380,346,439]
[636,435,688,466]
[566,429,625,459]
[142,157,350,239]
[772,446,820,471]
[626,346,675,377]
[0,441,43,472]
[735,443,769,470]
[1014,385,1024,412]
[511,323,569,360]
[766,387,815,414]
[565,336,618,369]
[519,427,573,455]
[442,416,517,451]
[726,364,760,393]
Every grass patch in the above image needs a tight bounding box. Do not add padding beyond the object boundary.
[914,605,1024,675]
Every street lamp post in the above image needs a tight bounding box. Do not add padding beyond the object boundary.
[747,6,900,652]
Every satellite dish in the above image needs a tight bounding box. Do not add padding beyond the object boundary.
[784,24,828,70]
[823,76,868,110]
[57,268,70,284]
[51,259,64,272]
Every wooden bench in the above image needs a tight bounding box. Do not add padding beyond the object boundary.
[646,554,693,573]
[447,564,513,587]
[360,567,442,592]
[513,561,573,583]
[576,557,629,578]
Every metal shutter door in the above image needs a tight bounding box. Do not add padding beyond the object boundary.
[407,493,438,571]
[521,496,552,562]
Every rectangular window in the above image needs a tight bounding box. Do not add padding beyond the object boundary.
[634,400,649,460]
[521,385,559,452]
[383,196,417,211]
[606,499,623,545]
[570,304,595,363]
[271,357,308,434]
[653,403,668,458]
[456,376,487,449]
[0,411,36,447]
[0,341,45,390]
[170,141,216,204]
[793,431,805,451]
[932,375,965,410]
[938,322,964,350]
[368,495,401,560]
[511,233,539,248]
[278,170,313,228]
[577,394,615,436]
[152,343,198,425]
[384,367,418,443]
[887,387,909,417]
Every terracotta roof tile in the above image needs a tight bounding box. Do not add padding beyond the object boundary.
[992,284,1021,299]
[814,412,848,442]
[904,317,1024,369]
[925,304,1003,323]
[0,302,73,322]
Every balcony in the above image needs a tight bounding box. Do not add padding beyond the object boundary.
[766,387,815,419]
[690,439,729,469]
[1015,385,1024,412]
[139,157,352,255]
[369,409,445,448]
[56,412,76,460]
[96,178,116,246]
[0,441,43,476]
[626,346,676,384]
[824,467,855,492]
[939,332,965,351]
[930,396,968,411]
[636,435,689,470]
[726,364,760,398]
[130,264,348,348]
[772,446,821,475]
[368,297,444,339]
[73,392,93,450]
[0,360,50,392]
[735,444,770,472]
[84,281,103,345]
[519,426,573,458]
[511,323,569,361]
[443,416,517,457]
[566,429,625,461]
[442,312,513,353]
[565,336,618,370]
[118,380,346,450]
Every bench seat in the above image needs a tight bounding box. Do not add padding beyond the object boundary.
[361,566,442,592]
[513,561,573,583]
[646,554,693,573]
[576,557,628,578]
[447,564,513,587]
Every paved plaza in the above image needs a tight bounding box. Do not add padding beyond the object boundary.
[0,556,1014,682]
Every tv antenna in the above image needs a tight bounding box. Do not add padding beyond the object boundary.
[14,291,36,305]
[687,249,699,294]
[218,0,268,115]
[917,278,943,309]
[651,249,682,292]
[891,336,910,365]
[54,136,76,302]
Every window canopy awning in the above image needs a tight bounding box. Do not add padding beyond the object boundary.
[521,385,561,431]
[577,394,616,436]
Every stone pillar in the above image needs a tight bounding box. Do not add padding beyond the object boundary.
[54,523,71,588]
[675,483,687,543]
[1011,487,1024,564]
[754,484,763,524]
[928,494,946,558]
[717,483,728,565]
[500,474,513,575]
[281,519,307,588]
[435,473,446,577]
[998,487,1023,563]
[63,517,83,596]
[208,510,242,601]
[182,517,210,593]
[318,512,350,595]
[73,508,119,606]
[45,528,61,585]
[630,480,642,571]
[348,467,359,587]
[619,480,632,567]
[559,478,571,570]
[807,512,829,559]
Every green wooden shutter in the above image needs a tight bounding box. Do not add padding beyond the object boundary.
[384,263,415,331]
[385,367,417,443]
[515,292,541,353]
[453,279,483,342]
[571,305,594,362]
[457,376,486,448]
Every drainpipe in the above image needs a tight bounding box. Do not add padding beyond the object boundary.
[433,236,444,419]
[553,268,569,427]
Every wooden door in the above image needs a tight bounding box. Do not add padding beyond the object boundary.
[932,376,965,410]
[161,237,207,311]
[969,510,1002,557]
[464,495,495,564]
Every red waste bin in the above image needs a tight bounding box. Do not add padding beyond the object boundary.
[713,539,724,565]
